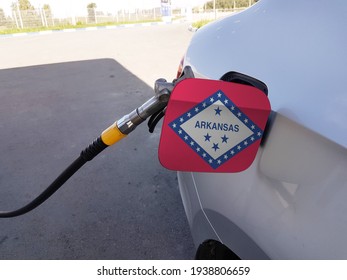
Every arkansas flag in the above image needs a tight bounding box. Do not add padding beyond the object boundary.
[159,78,271,173]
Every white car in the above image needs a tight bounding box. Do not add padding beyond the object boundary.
[175,0,347,259]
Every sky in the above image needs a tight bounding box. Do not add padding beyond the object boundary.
[1,0,207,17]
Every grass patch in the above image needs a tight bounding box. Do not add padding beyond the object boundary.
[192,19,213,29]
[0,19,161,35]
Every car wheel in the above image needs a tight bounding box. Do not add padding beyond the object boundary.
[195,239,240,260]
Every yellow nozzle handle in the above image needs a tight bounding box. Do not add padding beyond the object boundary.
[101,122,126,146]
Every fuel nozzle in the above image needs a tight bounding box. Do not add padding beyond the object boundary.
[101,66,194,146]
[100,78,173,146]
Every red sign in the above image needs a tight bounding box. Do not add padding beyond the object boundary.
[159,78,271,173]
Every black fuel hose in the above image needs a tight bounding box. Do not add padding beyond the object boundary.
[0,137,107,218]
[0,71,181,218]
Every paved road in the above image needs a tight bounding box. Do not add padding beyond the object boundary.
[0,23,196,259]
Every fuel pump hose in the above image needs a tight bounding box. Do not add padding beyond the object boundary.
[0,76,171,218]
[0,121,127,218]
[0,67,193,218]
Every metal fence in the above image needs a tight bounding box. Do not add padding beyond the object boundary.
[0,8,163,30]
[0,6,248,31]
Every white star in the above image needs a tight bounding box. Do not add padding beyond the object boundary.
[195,107,199,112]
[172,123,177,128]
[237,145,241,150]
[178,129,183,134]
[217,92,222,98]
[196,147,201,152]
[230,150,235,155]
[202,153,207,158]
[251,125,255,130]
[190,141,195,146]
[224,155,228,159]
[224,99,229,104]
[237,112,242,117]
[251,136,255,141]
[184,135,188,141]
[209,159,213,163]
[217,160,222,164]
[257,132,262,137]
[210,97,214,103]
[187,112,191,117]
[202,102,207,108]
[244,141,248,146]
[180,117,184,123]
[231,106,235,110]
[244,118,248,123]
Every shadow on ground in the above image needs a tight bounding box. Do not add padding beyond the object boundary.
[0,59,195,259]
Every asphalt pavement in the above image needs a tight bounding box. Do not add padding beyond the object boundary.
[0,23,196,259]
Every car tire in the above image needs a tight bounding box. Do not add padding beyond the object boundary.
[195,239,240,260]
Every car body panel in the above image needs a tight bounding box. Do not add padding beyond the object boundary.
[185,0,347,148]
[178,0,347,259]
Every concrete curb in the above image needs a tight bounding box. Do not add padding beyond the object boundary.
[0,21,180,38]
